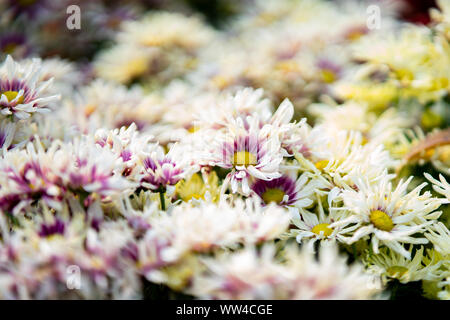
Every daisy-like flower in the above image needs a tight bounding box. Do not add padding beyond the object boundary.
[289,190,358,244]
[336,174,443,259]
[26,57,84,98]
[363,246,444,284]
[0,206,141,299]
[0,139,62,214]
[194,87,273,131]
[0,55,59,119]
[137,143,197,194]
[251,171,314,209]
[148,198,290,258]
[94,43,155,84]
[117,12,213,50]
[93,123,155,178]
[63,79,161,134]
[295,129,397,190]
[54,136,133,200]
[189,242,382,300]
[205,116,283,195]
[310,102,410,147]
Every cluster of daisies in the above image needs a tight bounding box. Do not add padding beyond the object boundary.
[0,0,449,300]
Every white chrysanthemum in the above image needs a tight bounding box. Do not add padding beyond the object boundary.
[194,87,273,130]
[93,123,155,179]
[336,174,443,258]
[54,136,134,197]
[0,55,60,119]
[117,12,213,50]
[63,79,161,134]
[159,81,218,130]
[148,198,290,258]
[289,189,358,245]
[0,208,141,299]
[0,139,63,214]
[94,43,155,84]
[363,246,444,284]
[295,129,397,190]
[189,242,382,300]
[21,57,83,98]
[310,102,410,147]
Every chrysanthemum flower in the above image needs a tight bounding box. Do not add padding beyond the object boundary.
[289,190,358,244]
[0,55,59,119]
[137,143,196,194]
[54,137,133,198]
[364,246,444,284]
[149,198,290,258]
[0,140,62,214]
[117,12,213,50]
[0,210,141,299]
[194,88,273,130]
[93,123,155,179]
[295,129,397,190]
[63,79,160,134]
[336,175,443,258]
[189,242,382,300]
[206,116,283,195]
[251,171,314,209]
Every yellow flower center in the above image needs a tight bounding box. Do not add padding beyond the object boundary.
[311,223,333,237]
[261,188,285,204]
[187,124,199,133]
[211,75,230,89]
[275,60,300,73]
[315,160,329,171]
[232,151,257,166]
[347,31,364,41]
[2,91,24,104]
[84,104,97,117]
[320,69,336,83]
[370,210,394,231]
[386,266,408,278]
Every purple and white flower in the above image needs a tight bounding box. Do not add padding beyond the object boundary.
[251,171,314,208]
[0,55,60,119]
[205,116,283,195]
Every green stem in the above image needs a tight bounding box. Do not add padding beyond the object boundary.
[352,243,357,262]
[159,191,166,211]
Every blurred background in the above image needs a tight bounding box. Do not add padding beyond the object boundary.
[0,0,439,62]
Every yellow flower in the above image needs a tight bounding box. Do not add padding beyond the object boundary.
[175,172,220,202]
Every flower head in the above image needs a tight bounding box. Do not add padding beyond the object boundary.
[0,55,59,119]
